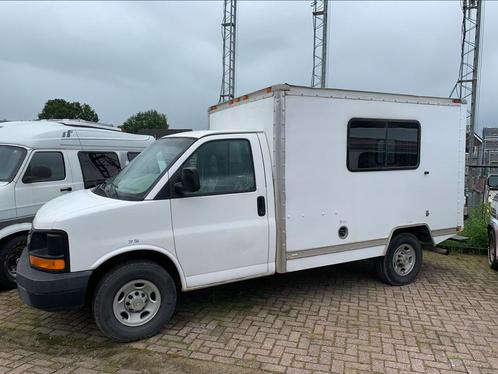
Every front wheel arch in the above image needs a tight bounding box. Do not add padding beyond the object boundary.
[0,231,29,289]
[86,250,184,305]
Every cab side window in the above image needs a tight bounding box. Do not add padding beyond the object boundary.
[127,152,140,162]
[182,139,255,195]
[22,152,65,183]
[78,152,121,188]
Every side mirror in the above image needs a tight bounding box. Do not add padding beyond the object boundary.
[488,175,498,190]
[24,165,52,183]
[175,167,200,194]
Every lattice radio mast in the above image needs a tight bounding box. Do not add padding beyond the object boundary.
[311,0,329,88]
[219,0,237,103]
[450,0,483,153]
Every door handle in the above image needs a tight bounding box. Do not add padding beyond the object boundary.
[257,196,266,216]
[60,187,72,192]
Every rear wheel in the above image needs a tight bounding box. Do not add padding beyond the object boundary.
[0,235,27,289]
[376,233,422,286]
[488,230,498,270]
[92,260,177,342]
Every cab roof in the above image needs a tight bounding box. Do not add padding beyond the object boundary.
[162,130,262,139]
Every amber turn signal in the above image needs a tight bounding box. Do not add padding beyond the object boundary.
[29,255,65,271]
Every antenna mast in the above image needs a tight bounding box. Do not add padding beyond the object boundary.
[219,0,237,103]
[311,0,329,88]
[450,0,483,153]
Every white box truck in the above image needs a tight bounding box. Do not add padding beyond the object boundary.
[17,85,466,342]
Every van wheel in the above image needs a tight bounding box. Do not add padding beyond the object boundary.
[488,231,498,270]
[0,235,27,289]
[92,260,177,342]
[376,233,422,286]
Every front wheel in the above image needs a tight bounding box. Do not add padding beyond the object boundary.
[488,230,498,270]
[0,235,27,289]
[92,260,177,342]
[376,233,422,286]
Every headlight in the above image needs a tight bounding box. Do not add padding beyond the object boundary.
[28,230,69,272]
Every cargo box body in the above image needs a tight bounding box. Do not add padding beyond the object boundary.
[209,84,466,273]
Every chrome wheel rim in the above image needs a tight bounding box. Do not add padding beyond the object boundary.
[392,244,416,276]
[113,279,161,327]
[5,242,24,280]
[489,235,495,265]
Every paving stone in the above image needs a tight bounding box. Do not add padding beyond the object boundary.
[0,252,497,373]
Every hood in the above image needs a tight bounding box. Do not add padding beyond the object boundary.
[0,182,8,188]
[33,189,130,230]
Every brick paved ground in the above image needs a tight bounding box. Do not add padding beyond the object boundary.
[0,251,497,373]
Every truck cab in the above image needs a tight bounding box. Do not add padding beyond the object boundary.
[17,130,273,340]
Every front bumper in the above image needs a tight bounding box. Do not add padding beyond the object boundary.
[16,249,92,311]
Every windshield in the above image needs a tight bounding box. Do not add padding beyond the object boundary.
[95,137,195,200]
[0,146,27,182]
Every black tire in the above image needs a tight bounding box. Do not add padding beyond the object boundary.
[0,235,27,289]
[376,233,422,286]
[92,260,177,342]
[488,230,498,270]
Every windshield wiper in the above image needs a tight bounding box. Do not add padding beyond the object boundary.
[104,180,120,199]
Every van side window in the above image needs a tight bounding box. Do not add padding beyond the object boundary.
[347,119,420,171]
[127,152,140,162]
[182,139,256,195]
[22,152,65,183]
[78,152,121,188]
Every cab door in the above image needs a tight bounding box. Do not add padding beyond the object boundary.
[15,150,75,218]
[170,134,270,288]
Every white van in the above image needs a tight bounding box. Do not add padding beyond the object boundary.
[0,120,154,288]
[17,85,465,342]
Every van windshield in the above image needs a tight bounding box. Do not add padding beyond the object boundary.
[0,146,27,182]
[95,137,195,200]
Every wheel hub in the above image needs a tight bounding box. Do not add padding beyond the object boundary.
[5,242,25,280]
[125,291,148,312]
[113,279,161,327]
[392,244,415,276]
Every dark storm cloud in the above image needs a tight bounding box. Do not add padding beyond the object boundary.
[0,1,496,133]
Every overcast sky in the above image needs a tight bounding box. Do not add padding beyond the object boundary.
[0,1,496,134]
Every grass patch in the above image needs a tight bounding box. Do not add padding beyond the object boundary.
[439,203,490,255]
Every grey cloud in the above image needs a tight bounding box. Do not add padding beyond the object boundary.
[0,1,496,133]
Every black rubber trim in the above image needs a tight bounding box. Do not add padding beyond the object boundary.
[0,215,34,230]
[16,249,91,311]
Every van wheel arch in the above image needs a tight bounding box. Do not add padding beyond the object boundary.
[385,225,433,254]
[86,250,183,305]
[0,231,30,248]
[0,231,30,289]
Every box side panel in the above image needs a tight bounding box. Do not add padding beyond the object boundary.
[284,95,462,254]
[208,97,275,156]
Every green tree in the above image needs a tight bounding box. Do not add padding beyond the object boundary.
[121,110,169,134]
[38,99,99,122]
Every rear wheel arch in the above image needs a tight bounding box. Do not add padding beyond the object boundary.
[86,249,184,305]
[384,225,433,254]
